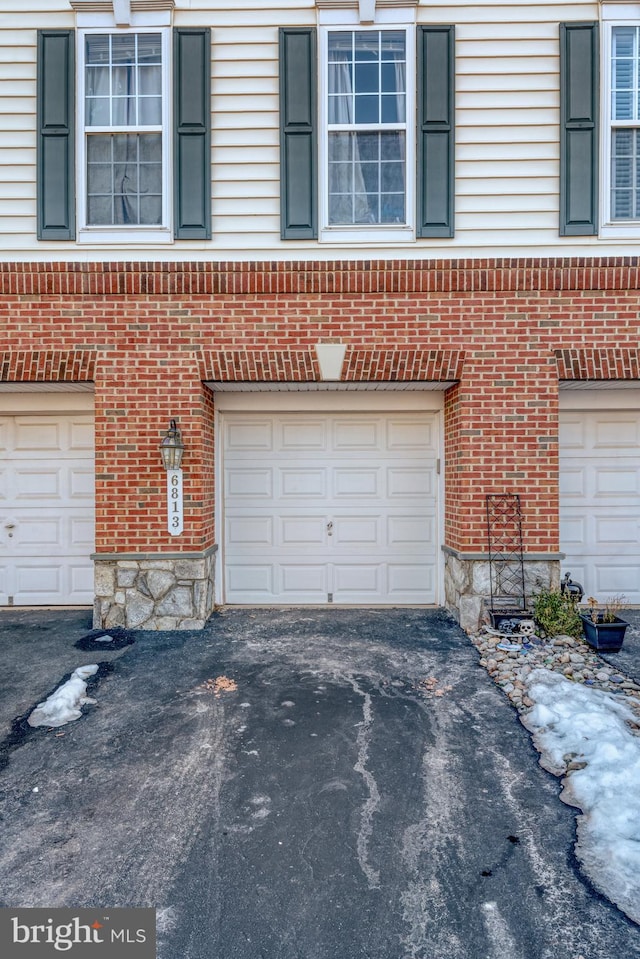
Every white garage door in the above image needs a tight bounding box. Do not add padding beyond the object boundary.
[560,405,640,602]
[0,411,95,605]
[222,411,439,604]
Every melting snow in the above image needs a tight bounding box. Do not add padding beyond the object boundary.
[27,665,99,728]
[523,668,640,924]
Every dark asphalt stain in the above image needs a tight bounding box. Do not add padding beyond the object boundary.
[0,661,114,772]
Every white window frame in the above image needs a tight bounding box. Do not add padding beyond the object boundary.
[318,8,416,243]
[76,19,172,245]
[600,7,640,237]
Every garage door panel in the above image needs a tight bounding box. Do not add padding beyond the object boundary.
[226,468,273,498]
[559,468,585,497]
[227,516,273,545]
[334,516,379,546]
[333,563,381,596]
[387,418,435,450]
[14,419,62,451]
[70,517,94,548]
[334,468,379,498]
[13,467,62,500]
[593,418,640,448]
[559,515,586,545]
[388,564,435,596]
[225,420,273,451]
[595,515,640,544]
[281,420,326,450]
[281,516,327,546]
[281,565,329,594]
[69,468,95,499]
[592,563,640,595]
[16,563,62,597]
[333,419,380,450]
[226,564,274,594]
[223,411,439,605]
[280,469,325,498]
[14,517,61,548]
[388,514,434,546]
[559,416,585,449]
[69,421,94,449]
[595,467,640,496]
[388,467,433,498]
[560,406,640,603]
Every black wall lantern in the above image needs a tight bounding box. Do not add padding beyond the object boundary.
[160,419,185,471]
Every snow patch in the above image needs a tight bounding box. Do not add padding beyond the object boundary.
[27,665,99,728]
[522,668,640,925]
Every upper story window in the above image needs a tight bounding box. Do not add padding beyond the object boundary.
[320,23,414,241]
[609,25,640,220]
[37,12,211,244]
[78,28,171,239]
[326,30,407,227]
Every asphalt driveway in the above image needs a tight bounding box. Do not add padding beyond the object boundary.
[0,607,639,959]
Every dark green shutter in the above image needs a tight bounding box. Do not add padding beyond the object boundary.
[417,25,455,238]
[279,28,317,239]
[174,28,211,239]
[560,22,599,235]
[37,30,75,240]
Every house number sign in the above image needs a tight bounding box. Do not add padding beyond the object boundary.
[167,469,184,536]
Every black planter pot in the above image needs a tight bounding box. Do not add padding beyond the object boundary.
[580,614,629,652]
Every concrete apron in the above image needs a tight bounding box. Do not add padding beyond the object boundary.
[0,607,638,959]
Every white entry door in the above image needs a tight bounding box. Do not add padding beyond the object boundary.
[559,405,640,602]
[0,412,95,605]
[222,412,439,604]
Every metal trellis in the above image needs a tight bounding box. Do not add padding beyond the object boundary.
[486,493,527,617]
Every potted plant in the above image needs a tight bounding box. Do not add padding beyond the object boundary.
[580,595,630,652]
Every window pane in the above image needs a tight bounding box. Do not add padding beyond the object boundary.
[354,62,377,94]
[111,34,136,65]
[85,35,110,65]
[86,66,110,99]
[137,33,162,64]
[328,131,405,225]
[86,133,162,226]
[87,195,112,225]
[354,94,378,124]
[612,26,639,121]
[611,129,640,219]
[139,96,162,126]
[112,97,137,125]
[327,29,405,128]
[139,195,162,225]
[139,65,162,96]
[86,96,110,126]
[85,32,162,130]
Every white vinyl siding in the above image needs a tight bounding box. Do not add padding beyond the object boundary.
[6,0,638,261]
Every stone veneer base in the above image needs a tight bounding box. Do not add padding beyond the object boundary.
[443,547,562,633]
[92,547,217,630]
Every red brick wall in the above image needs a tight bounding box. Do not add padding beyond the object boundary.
[1,257,639,556]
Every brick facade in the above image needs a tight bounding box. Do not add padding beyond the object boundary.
[1,257,638,627]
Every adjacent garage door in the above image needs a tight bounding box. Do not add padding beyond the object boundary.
[222,411,439,604]
[0,409,95,605]
[559,400,640,603]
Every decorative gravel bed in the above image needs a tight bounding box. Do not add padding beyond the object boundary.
[470,627,640,720]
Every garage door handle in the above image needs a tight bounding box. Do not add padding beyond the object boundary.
[327,521,333,536]
[4,522,15,538]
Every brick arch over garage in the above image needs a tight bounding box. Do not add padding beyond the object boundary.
[0,350,97,383]
[556,348,640,380]
[198,348,465,383]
